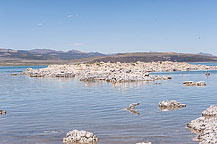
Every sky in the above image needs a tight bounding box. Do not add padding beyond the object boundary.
[0,0,217,55]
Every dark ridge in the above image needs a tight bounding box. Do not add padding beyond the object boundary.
[91,52,217,63]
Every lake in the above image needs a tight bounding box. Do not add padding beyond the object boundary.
[0,64,217,144]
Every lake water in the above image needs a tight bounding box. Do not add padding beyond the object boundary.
[0,64,217,144]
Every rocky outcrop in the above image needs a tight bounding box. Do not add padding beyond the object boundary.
[202,105,217,117]
[159,100,186,111]
[21,67,75,78]
[187,105,217,144]
[20,63,174,82]
[63,130,98,144]
[21,61,216,82]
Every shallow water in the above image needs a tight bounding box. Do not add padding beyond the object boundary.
[0,64,217,144]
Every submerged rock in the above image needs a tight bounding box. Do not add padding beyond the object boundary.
[159,100,186,111]
[63,130,98,144]
[187,105,217,144]
[0,110,6,115]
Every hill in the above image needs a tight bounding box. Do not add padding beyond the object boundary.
[90,52,217,63]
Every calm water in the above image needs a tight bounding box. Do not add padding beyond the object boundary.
[0,64,217,144]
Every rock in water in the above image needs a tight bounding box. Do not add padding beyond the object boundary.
[10,73,18,76]
[0,110,6,115]
[63,130,98,144]
[159,100,186,111]
[187,105,217,144]
[183,81,206,87]
[183,81,195,86]
[196,81,207,87]
[128,103,140,109]
[125,103,140,115]
[205,71,211,76]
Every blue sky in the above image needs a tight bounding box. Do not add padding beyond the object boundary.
[0,0,217,54]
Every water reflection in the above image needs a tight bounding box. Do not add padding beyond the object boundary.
[152,82,162,85]
[125,103,140,115]
[82,80,151,91]
[109,81,149,91]
[125,109,140,115]
[159,106,184,112]
[42,130,64,134]
[27,76,75,83]
[83,81,105,87]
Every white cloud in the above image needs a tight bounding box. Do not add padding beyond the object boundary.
[71,42,84,46]
[37,23,43,27]
[67,14,79,18]
[67,15,73,18]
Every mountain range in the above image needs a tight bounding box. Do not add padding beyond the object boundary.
[1,48,217,65]
[0,48,105,60]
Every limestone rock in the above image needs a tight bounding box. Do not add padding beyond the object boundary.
[183,81,206,87]
[159,100,186,111]
[196,81,207,87]
[63,130,98,144]
[21,62,217,82]
[183,81,195,86]
[128,103,140,109]
[202,105,217,117]
[187,105,217,144]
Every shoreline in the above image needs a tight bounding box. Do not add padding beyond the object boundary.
[189,61,217,63]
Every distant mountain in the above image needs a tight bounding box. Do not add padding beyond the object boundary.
[0,48,17,53]
[90,52,217,63]
[0,48,105,61]
[29,49,63,54]
[197,52,214,56]
[1,49,217,66]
